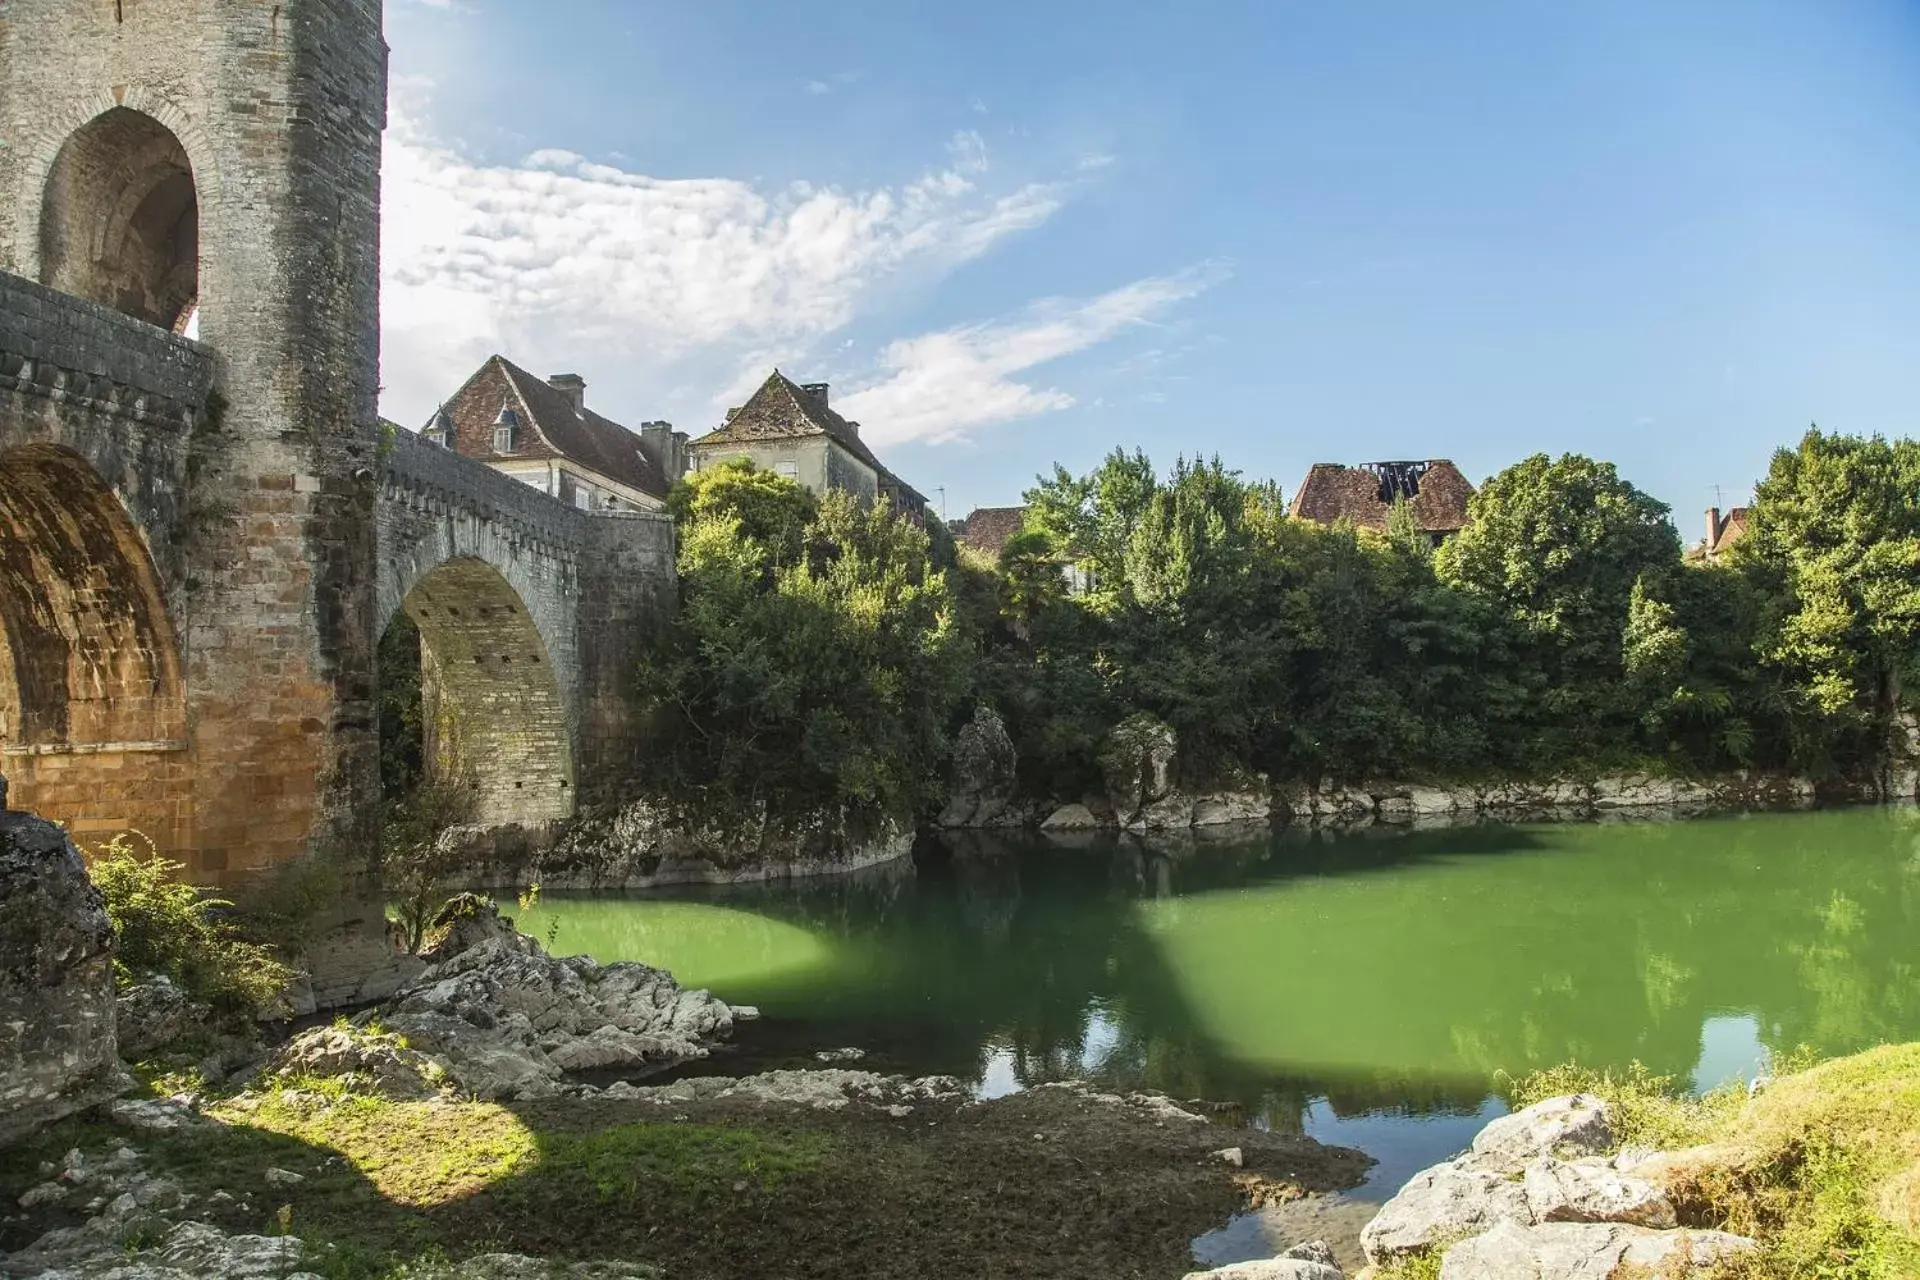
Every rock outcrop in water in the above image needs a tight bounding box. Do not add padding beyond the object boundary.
[939,706,1021,828]
[263,899,738,1101]
[0,803,125,1146]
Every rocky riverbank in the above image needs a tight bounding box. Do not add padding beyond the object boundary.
[940,710,1918,839]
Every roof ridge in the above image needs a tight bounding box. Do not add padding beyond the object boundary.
[493,356,566,457]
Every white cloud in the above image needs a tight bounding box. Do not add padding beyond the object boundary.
[836,262,1231,447]
[379,84,1064,426]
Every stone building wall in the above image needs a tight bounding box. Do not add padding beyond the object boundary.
[0,0,388,876]
[0,275,212,862]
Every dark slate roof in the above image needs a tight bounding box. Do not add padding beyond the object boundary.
[690,371,926,505]
[956,507,1027,558]
[1288,460,1475,533]
[434,355,670,499]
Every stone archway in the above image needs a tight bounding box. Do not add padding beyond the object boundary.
[0,445,191,856]
[38,106,200,332]
[387,557,575,829]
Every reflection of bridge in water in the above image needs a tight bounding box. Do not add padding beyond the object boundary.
[0,4,673,880]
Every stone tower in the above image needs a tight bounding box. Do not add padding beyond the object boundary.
[0,0,388,874]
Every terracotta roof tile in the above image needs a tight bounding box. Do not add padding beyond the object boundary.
[435,356,670,499]
[1288,460,1474,533]
[956,506,1027,557]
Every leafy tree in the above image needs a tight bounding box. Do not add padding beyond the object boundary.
[642,469,971,843]
[1436,453,1681,765]
[1735,429,1920,771]
[383,776,480,954]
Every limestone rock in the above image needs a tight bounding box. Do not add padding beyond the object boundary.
[1465,1094,1613,1171]
[1191,790,1272,827]
[1182,1261,1345,1280]
[1277,1242,1340,1266]
[1437,1220,1756,1279]
[1040,803,1102,831]
[1131,792,1196,831]
[422,893,536,963]
[938,706,1019,828]
[0,810,124,1146]
[607,1068,966,1111]
[1522,1156,1675,1228]
[1102,714,1178,820]
[259,1024,446,1100]
[115,976,211,1060]
[376,919,735,1100]
[1359,1161,1533,1263]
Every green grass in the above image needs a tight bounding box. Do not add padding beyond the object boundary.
[1502,1044,1920,1280]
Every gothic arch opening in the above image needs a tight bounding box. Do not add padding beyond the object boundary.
[40,107,200,331]
[380,558,575,829]
[0,446,190,854]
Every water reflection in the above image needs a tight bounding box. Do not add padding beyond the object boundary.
[513,808,1920,1163]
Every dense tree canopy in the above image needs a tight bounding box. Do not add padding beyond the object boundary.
[639,462,970,841]
[623,433,1916,832]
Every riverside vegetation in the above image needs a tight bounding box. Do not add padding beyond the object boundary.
[555,427,1919,848]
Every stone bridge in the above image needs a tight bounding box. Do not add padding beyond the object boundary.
[0,272,674,879]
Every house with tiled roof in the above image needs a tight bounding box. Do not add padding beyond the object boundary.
[1289,460,1475,544]
[953,507,1028,559]
[1687,506,1750,564]
[687,372,928,522]
[423,356,688,512]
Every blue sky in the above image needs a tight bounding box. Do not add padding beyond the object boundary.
[380,0,1920,534]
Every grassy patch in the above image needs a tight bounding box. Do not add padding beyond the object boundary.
[1508,1044,1920,1280]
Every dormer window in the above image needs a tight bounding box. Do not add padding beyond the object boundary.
[492,404,520,453]
[424,405,454,448]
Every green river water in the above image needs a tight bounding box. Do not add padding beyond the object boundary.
[514,808,1920,1202]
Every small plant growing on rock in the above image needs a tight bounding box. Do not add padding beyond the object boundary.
[383,777,481,954]
[88,832,295,1023]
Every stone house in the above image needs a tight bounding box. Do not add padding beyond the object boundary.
[1688,506,1750,564]
[687,372,928,521]
[1289,459,1475,544]
[424,356,687,513]
[953,506,1029,559]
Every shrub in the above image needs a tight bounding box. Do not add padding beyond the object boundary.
[89,834,295,1022]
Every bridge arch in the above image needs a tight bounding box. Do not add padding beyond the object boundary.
[0,444,191,853]
[39,105,201,332]
[384,556,576,829]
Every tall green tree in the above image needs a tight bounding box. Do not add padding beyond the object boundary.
[1436,453,1681,765]
[1735,429,1920,771]
[642,467,970,843]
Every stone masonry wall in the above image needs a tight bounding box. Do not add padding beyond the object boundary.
[379,429,677,828]
[0,275,212,862]
[0,0,389,876]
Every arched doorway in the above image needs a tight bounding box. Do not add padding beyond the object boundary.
[0,446,191,856]
[380,558,575,829]
[39,107,199,331]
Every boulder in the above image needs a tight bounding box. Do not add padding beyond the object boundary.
[376,918,736,1100]
[1359,1161,1533,1264]
[422,893,535,963]
[938,706,1019,828]
[1464,1094,1613,1171]
[1437,1220,1756,1279]
[260,1024,446,1099]
[1101,714,1178,819]
[1522,1156,1675,1228]
[1131,792,1196,831]
[1192,790,1272,827]
[115,975,212,1059]
[1040,803,1102,831]
[1182,1260,1344,1280]
[0,807,125,1146]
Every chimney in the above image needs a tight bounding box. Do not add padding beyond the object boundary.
[1705,507,1724,553]
[548,373,586,413]
[800,381,830,406]
[639,421,689,483]
[844,419,861,440]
